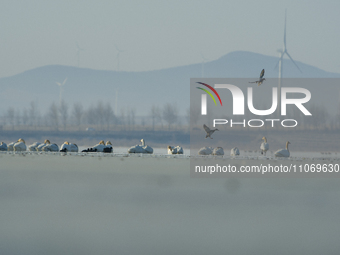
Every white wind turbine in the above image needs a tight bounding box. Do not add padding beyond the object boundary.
[75,42,85,68]
[115,44,124,71]
[275,9,302,113]
[115,89,118,115]
[201,53,208,78]
[56,78,68,106]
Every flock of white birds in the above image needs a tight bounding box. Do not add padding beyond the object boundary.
[1,139,81,152]
[0,139,114,153]
[202,124,291,157]
[0,138,185,155]
[0,134,290,157]
[0,121,291,157]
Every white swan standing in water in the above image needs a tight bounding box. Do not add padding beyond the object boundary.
[13,138,27,151]
[198,147,213,155]
[69,143,78,152]
[167,145,184,154]
[128,144,144,153]
[0,142,7,151]
[91,140,106,152]
[60,141,79,152]
[275,141,290,157]
[36,140,50,151]
[260,137,269,155]
[203,124,219,139]
[42,144,59,152]
[212,147,224,155]
[230,147,240,156]
[28,142,41,151]
[42,141,59,152]
[140,139,153,153]
[128,139,153,154]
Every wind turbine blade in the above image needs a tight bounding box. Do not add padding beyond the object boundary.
[201,53,208,61]
[286,51,302,73]
[76,42,85,51]
[62,78,68,85]
[56,82,62,86]
[115,44,123,52]
[284,9,287,49]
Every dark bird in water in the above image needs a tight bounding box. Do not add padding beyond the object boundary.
[103,147,113,153]
[203,124,219,139]
[249,69,265,86]
[81,148,98,153]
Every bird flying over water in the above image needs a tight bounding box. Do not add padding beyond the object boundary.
[203,124,219,139]
[249,69,265,86]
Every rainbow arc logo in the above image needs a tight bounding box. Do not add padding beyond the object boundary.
[196,82,223,106]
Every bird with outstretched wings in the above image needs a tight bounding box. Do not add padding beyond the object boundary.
[203,124,219,139]
[249,69,265,86]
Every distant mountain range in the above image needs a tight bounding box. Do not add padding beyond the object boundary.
[1,51,339,116]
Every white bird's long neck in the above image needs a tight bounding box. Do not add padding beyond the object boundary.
[286,142,289,151]
[263,137,267,143]
[141,140,145,146]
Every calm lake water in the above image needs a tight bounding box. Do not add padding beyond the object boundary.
[1,153,340,255]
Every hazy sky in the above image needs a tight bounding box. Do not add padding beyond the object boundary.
[0,0,339,78]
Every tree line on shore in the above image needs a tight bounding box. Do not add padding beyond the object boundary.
[1,101,184,131]
[1,101,338,131]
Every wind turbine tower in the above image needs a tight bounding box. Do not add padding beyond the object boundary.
[75,42,85,68]
[56,78,68,106]
[275,9,302,113]
[115,90,118,115]
[115,44,124,71]
[201,53,208,78]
